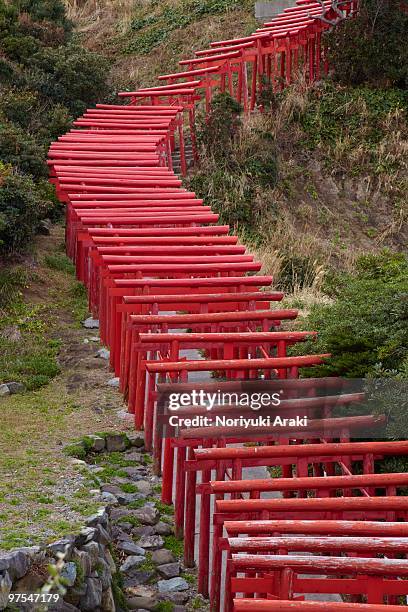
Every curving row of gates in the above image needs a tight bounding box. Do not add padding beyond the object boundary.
[48,0,408,609]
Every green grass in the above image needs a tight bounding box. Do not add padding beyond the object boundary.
[44,253,75,275]
[163,535,184,558]
[125,0,254,54]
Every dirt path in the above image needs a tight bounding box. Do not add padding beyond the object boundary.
[0,225,133,550]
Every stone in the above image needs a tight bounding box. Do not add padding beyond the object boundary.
[0,550,30,581]
[81,542,100,567]
[6,381,25,394]
[123,570,155,588]
[117,492,144,506]
[101,491,118,504]
[0,571,12,609]
[151,549,175,565]
[1,325,21,342]
[133,505,159,526]
[117,521,133,532]
[154,521,173,536]
[119,556,145,574]
[135,480,152,496]
[96,558,111,590]
[61,561,77,587]
[157,562,180,579]
[105,549,117,574]
[94,523,111,545]
[85,434,105,452]
[173,606,187,612]
[79,577,103,610]
[96,348,110,360]
[137,534,164,550]
[162,592,189,605]
[132,526,155,538]
[72,548,92,577]
[77,526,96,545]
[157,577,189,593]
[128,432,145,448]
[126,592,158,611]
[83,317,99,329]
[121,466,143,479]
[0,384,10,396]
[117,542,145,556]
[86,509,109,529]
[107,377,120,388]
[101,586,116,612]
[101,483,122,496]
[13,570,44,593]
[105,433,128,453]
[89,336,100,342]
[111,526,132,542]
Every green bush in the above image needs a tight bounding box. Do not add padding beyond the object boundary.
[294,251,408,378]
[0,89,39,129]
[0,171,50,254]
[0,122,47,178]
[324,0,408,87]
[31,45,110,113]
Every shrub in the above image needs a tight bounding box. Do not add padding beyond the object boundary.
[0,171,50,254]
[0,122,47,178]
[0,89,39,129]
[1,33,40,62]
[294,251,408,378]
[31,44,110,113]
[197,93,242,160]
[324,0,408,87]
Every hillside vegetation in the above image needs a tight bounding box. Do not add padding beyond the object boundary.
[0,0,109,257]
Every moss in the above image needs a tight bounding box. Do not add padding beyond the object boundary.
[155,501,174,516]
[163,535,184,558]
[63,443,86,460]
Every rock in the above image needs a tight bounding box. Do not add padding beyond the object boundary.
[157,562,180,579]
[105,549,117,574]
[95,348,110,360]
[77,526,96,545]
[107,377,120,388]
[101,586,116,612]
[151,549,175,565]
[157,576,189,593]
[133,505,159,526]
[132,526,155,538]
[121,466,143,479]
[79,577,103,611]
[0,384,10,396]
[0,550,30,581]
[173,606,187,612]
[126,592,158,611]
[128,432,145,448]
[119,556,145,574]
[61,562,77,587]
[80,542,100,568]
[154,521,173,536]
[0,571,12,609]
[137,534,164,550]
[117,541,146,557]
[124,451,143,462]
[95,558,111,590]
[135,481,152,496]
[86,509,109,529]
[162,592,189,605]
[111,526,132,542]
[101,491,118,504]
[123,570,155,588]
[117,522,133,533]
[94,524,111,545]
[38,218,52,235]
[72,548,92,578]
[6,381,25,394]
[101,483,122,496]
[117,492,144,506]
[83,317,99,329]
[85,434,105,452]
[105,433,129,453]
